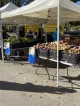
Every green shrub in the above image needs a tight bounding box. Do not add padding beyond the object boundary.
[4,36,34,44]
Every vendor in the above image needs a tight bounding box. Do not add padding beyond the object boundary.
[28,30,33,34]
[27,30,33,39]
[2,27,10,39]
[52,29,57,41]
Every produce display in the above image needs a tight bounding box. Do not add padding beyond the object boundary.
[4,36,37,49]
[68,46,80,54]
[35,43,49,49]
[35,40,72,51]
[4,36,34,44]
[64,37,80,45]
[34,38,80,64]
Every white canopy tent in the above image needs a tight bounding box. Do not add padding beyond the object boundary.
[1,0,80,23]
[0,2,18,61]
[0,2,18,13]
[1,0,80,86]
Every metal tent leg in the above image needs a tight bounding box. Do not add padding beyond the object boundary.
[67,67,73,89]
[44,60,50,80]
[35,58,40,74]
[35,58,50,79]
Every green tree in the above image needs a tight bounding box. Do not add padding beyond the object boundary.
[0,0,34,7]
[0,0,4,7]
[71,0,78,2]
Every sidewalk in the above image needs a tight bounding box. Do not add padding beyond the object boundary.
[0,61,80,106]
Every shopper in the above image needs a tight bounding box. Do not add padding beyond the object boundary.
[28,30,33,34]
[52,29,57,41]
[2,27,10,39]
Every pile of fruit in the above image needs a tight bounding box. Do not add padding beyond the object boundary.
[68,46,80,54]
[64,37,80,45]
[34,38,80,64]
[35,38,80,52]
[35,43,49,49]
[35,40,72,51]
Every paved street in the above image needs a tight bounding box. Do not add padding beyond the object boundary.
[0,60,80,106]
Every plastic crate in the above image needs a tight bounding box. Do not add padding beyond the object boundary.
[62,52,80,65]
[68,53,80,64]
[61,52,69,62]
[49,50,62,60]
[15,50,24,56]
[38,48,49,58]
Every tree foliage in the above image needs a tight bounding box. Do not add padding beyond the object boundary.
[0,0,34,7]
[71,0,78,2]
[0,0,78,7]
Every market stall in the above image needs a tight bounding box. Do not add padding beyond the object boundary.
[1,0,80,86]
[0,2,18,61]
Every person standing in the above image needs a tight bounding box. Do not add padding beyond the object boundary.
[52,29,57,41]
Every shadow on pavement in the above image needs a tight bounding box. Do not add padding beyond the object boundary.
[0,81,76,94]
[61,75,80,88]
[62,75,80,81]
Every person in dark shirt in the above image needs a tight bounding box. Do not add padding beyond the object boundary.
[28,30,33,34]
[2,27,10,39]
[52,29,57,41]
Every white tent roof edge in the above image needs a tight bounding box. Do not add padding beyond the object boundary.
[60,0,80,13]
[0,2,18,13]
[1,0,45,18]
[1,0,80,19]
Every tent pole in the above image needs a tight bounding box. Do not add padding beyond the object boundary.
[67,20,69,33]
[45,32,47,42]
[43,24,47,42]
[16,25,18,35]
[40,23,43,41]
[57,5,60,87]
[0,15,4,62]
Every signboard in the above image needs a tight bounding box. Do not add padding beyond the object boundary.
[4,42,10,48]
[44,24,57,32]
[44,24,65,32]
[25,24,39,32]
[28,47,36,64]
[4,42,10,55]
[25,24,65,33]
[29,47,35,55]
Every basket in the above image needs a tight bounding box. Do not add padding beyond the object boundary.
[61,52,69,62]
[15,50,24,56]
[38,48,49,58]
[62,52,80,64]
[68,53,80,64]
[49,50,62,60]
